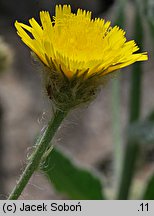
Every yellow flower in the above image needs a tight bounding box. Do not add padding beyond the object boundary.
[15,5,147,79]
[14,5,148,111]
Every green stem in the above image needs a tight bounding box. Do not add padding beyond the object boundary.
[129,32,143,121]
[117,141,139,199]
[112,78,123,190]
[8,109,68,200]
[112,0,126,193]
[117,6,143,199]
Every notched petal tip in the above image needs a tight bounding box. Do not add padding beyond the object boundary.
[138,52,148,61]
[14,20,20,29]
[55,4,72,17]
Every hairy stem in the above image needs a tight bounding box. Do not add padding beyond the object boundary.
[8,109,68,200]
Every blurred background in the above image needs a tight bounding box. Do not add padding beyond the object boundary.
[0,0,153,199]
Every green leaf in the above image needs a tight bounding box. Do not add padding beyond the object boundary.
[41,147,104,200]
[143,174,154,199]
[127,120,154,145]
[127,110,154,145]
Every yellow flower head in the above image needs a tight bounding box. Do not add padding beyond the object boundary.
[15,4,147,78]
[15,5,148,110]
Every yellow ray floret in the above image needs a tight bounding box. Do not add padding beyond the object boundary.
[15,5,148,78]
